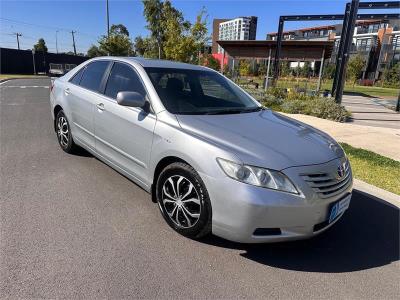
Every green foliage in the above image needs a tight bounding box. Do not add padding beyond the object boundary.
[323,63,336,80]
[200,54,220,71]
[347,54,365,85]
[140,0,208,63]
[239,60,251,76]
[34,38,48,53]
[258,64,266,76]
[382,62,400,88]
[299,61,312,77]
[98,24,133,56]
[87,45,103,58]
[110,24,130,36]
[245,87,350,122]
[142,0,165,58]
[279,61,291,77]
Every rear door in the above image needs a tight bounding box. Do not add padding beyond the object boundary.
[67,60,110,150]
[94,62,156,186]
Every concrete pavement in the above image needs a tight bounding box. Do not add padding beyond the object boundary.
[342,94,400,129]
[1,79,399,299]
[285,113,400,161]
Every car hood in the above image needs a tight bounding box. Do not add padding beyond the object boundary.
[176,109,344,170]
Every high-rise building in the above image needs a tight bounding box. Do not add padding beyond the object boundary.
[212,19,230,54]
[212,16,257,54]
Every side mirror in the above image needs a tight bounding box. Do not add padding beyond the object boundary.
[116,91,146,108]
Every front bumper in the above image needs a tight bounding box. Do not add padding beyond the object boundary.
[200,158,353,243]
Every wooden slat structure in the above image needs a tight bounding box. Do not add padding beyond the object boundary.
[216,40,334,61]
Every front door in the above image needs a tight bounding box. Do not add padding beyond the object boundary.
[94,62,156,187]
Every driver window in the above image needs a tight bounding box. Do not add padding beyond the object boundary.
[104,62,146,99]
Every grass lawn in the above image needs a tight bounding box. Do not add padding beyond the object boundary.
[0,74,47,80]
[341,143,400,195]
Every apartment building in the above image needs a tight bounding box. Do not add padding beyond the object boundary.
[211,16,257,54]
[267,20,400,79]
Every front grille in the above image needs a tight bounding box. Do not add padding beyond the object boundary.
[301,160,351,199]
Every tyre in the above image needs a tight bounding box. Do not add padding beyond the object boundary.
[55,110,77,153]
[156,162,212,239]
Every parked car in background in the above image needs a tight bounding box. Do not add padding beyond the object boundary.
[49,57,353,243]
[49,63,77,76]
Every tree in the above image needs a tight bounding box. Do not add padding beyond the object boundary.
[140,0,208,63]
[347,54,365,86]
[142,0,165,58]
[34,38,48,53]
[98,23,133,56]
[110,24,130,36]
[87,45,104,57]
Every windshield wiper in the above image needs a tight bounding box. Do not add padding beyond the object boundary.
[204,107,263,115]
[239,107,264,113]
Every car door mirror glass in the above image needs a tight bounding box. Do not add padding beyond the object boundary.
[116,91,146,108]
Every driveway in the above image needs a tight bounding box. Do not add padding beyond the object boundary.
[1,79,399,299]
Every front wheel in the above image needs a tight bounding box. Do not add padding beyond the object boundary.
[156,162,212,239]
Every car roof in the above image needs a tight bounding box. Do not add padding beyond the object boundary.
[105,56,209,71]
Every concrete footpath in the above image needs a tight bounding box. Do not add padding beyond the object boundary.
[285,113,400,161]
[342,94,400,129]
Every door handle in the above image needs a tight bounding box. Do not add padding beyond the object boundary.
[96,103,105,111]
[64,88,71,95]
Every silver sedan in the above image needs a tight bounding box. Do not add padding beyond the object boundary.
[50,57,352,243]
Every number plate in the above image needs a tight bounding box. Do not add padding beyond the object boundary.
[329,195,351,223]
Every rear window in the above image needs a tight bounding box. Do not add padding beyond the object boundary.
[69,68,84,85]
[79,61,110,92]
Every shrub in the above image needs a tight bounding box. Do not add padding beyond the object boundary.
[248,87,350,122]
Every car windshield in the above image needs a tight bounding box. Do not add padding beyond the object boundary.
[144,67,261,115]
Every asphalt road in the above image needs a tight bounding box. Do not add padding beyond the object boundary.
[1,78,399,299]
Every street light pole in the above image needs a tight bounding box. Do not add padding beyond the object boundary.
[14,33,22,50]
[56,30,59,54]
[71,30,77,55]
[106,0,110,38]
[32,49,36,75]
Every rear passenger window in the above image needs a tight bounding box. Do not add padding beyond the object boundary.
[69,67,84,85]
[104,62,146,99]
[79,61,109,92]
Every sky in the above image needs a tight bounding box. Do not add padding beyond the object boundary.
[0,0,396,54]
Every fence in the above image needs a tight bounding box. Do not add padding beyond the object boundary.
[0,47,89,75]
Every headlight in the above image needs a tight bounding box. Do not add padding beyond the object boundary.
[217,158,299,194]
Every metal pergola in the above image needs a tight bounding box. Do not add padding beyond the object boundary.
[272,0,400,106]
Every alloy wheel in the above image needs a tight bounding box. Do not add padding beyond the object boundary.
[161,175,201,228]
[57,116,69,147]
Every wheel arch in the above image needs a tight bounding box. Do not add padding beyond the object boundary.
[53,105,63,131]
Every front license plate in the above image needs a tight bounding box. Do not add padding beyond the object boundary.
[329,195,351,223]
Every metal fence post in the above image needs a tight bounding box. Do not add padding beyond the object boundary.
[335,0,360,104]
[332,3,351,97]
[272,17,284,86]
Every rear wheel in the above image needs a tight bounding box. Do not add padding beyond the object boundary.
[55,110,77,153]
[156,162,212,239]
